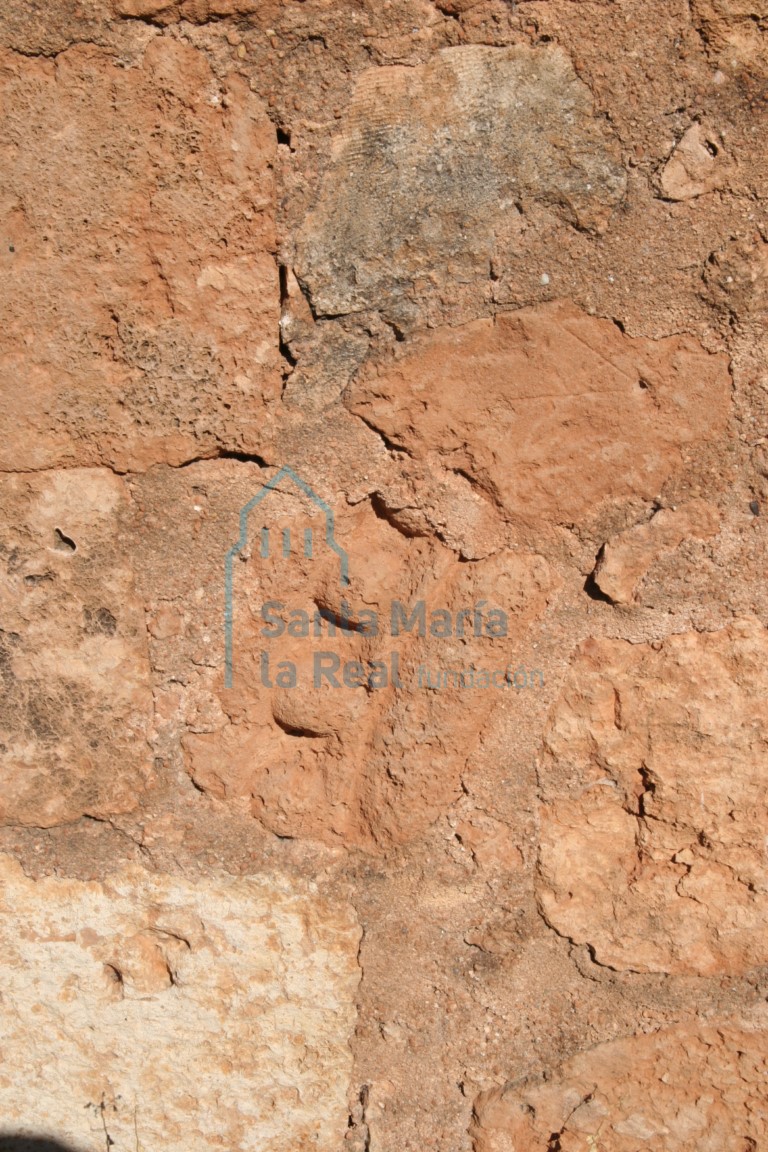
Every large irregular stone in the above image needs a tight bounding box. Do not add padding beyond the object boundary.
[536,618,768,975]
[471,1020,768,1152]
[0,854,360,1151]
[296,45,626,325]
[129,461,556,848]
[592,499,721,604]
[0,38,279,472]
[347,301,731,527]
[0,469,152,827]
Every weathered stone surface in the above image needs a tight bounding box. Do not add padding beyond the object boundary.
[0,38,279,472]
[593,499,721,604]
[296,45,626,326]
[660,122,730,200]
[131,461,557,848]
[692,0,768,63]
[347,301,731,527]
[703,234,768,322]
[537,618,768,974]
[1,5,767,1151]
[695,0,768,13]
[115,0,260,19]
[0,854,360,1150]
[471,1020,768,1151]
[0,0,113,55]
[0,469,152,827]
[368,454,509,561]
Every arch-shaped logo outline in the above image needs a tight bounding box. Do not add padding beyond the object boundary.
[224,465,350,688]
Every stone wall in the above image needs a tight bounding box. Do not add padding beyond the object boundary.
[1,1,767,1149]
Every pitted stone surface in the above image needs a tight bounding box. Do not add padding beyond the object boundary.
[0,469,152,827]
[471,1020,768,1152]
[537,618,768,975]
[0,855,360,1151]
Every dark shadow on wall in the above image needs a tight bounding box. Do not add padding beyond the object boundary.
[0,1140,87,1152]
